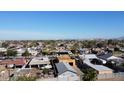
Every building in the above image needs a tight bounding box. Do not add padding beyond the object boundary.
[78,48,89,54]
[83,59,113,74]
[56,44,66,52]
[17,48,25,56]
[55,50,72,55]
[57,55,76,67]
[0,48,7,52]
[97,53,112,61]
[0,58,26,68]
[28,56,50,68]
[55,62,79,81]
[28,48,38,56]
[79,54,113,74]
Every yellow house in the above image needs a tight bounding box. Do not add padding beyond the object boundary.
[57,55,76,67]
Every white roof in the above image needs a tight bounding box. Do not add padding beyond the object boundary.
[84,59,113,71]
[17,48,25,53]
[79,54,97,59]
[80,54,107,64]
[0,48,7,52]
[29,57,50,65]
[107,56,121,60]
[100,59,107,64]
[44,65,52,69]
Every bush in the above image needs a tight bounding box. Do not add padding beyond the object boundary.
[42,68,49,74]
[17,76,37,81]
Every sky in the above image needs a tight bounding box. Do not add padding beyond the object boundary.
[0,11,124,40]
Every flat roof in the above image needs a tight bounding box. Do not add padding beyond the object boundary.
[83,59,113,71]
[58,55,74,60]
[29,57,50,65]
[0,58,26,65]
[79,54,98,59]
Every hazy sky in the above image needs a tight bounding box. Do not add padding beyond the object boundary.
[0,11,124,40]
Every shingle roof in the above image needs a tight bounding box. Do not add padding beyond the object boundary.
[55,62,77,75]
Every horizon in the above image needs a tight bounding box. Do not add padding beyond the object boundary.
[0,11,124,40]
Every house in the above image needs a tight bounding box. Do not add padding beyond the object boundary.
[120,48,124,52]
[107,56,123,60]
[0,48,7,52]
[28,48,38,56]
[56,44,67,52]
[16,48,25,56]
[79,54,107,64]
[105,56,124,72]
[97,53,112,61]
[83,59,113,74]
[57,55,76,67]
[55,50,72,55]
[78,48,89,54]
[79,54,113,74]
[28,56,50,68]
[55,62,79,81]
[0,58,26,68]
[98,53,124,65]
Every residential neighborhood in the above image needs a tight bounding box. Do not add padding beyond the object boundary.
[0,39,124,81]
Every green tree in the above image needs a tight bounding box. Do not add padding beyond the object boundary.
[42,49,51,55]
[7,49,17,57]
[22,49,31,58]
[81,68,97,81]
[2,42,8,48]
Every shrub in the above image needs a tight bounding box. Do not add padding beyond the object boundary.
[17,76,37,81]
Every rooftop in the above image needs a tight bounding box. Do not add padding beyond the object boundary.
[58,55,74,60]
[79,54,98,59]
[29,57,50,65]
[97,53,112,60]
[55,62,77,75]
[0,58,26,65]
[83,59,113,72]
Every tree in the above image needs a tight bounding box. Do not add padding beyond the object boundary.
[70,43,80,54]
[7,49,17,57]
[114,47,120,51]
[81,68,97,81]
[42,49,51,55]
[22,49,31,58]
[2,42,8,48]
[96,43,104,48]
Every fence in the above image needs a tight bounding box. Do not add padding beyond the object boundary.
[98,72,124,79]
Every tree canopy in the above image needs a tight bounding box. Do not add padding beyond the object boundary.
[22,49,31,57]
[81,68,97,81]
[7,49,17,57]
